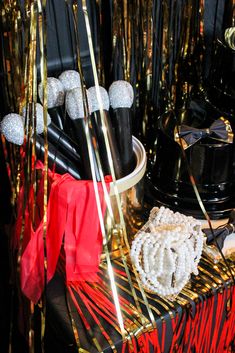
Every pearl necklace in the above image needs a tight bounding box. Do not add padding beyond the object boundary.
[130,207,204,297]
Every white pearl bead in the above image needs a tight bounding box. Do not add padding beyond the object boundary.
[130,206,203,298]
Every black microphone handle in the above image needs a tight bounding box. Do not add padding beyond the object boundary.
[35,135,81,180]
[91,111,122,179]
[48,106,65,130]
[111,107,136,176]
[70,119,101,181]
[46,122,82,166]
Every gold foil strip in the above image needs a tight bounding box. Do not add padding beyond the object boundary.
[100,259,193,343]
[29,301,35,353]
[69,0,156,346]
[26,0,38,225]
[37,0,48,350]
[96,0,104,85]
[29,5,37,350]
[1,3,22,111]
[2,3,39,353]
[99,265,158,342]
[82,0,139,334]
[69,1,126,349]
[16,0,32,272]
[81,0,158,340]
[93,276,147,332]
[65,287,90,352]
[109,260,176,316]
[202,256,231,282]
[0,4,23,206]
[73,284,118,352]
[17,0,36,268]
[68,286,105,353]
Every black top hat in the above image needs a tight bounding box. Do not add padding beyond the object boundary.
[147,106,235,219]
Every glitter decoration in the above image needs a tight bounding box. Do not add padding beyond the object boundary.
[87,86,110,112]
[58,70,81,92]
[35,103,51,134]
[0,113,24,145]
[66,87,92,120]
[22,103,51,134]
[38,77,64,108]
[109,80,134,109]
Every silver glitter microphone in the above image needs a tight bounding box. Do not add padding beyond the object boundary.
[66,87,100,180]
[23,103,82,167]
[109,80,135,176]
[38,77,65,130]
[38,77,64,109]
[88,85,122,179]
[58,70,81,92]
[0,112,81,179]
[1,113,25,145]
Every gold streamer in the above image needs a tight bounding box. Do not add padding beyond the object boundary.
[1,3,40,353]
[0,3,23,207]
[81,1,134,341]
[37,0,48,350]
[17,0,35,271]
[65,288,85,352]
[96,0,105,85]
[81,0,157,342]
[67,1,122,350]
[64,0,154,346]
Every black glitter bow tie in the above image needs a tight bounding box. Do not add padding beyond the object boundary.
[174,117,233,149]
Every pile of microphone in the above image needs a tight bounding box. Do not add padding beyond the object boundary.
[1,70,136,180]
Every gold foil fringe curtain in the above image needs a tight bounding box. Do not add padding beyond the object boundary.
[0,2,48,352]
[106,0,205,151]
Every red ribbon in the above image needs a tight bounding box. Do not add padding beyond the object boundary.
[17,162,110,303]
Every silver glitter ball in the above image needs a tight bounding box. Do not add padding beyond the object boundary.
[1,113,24,145]
[38,77,64,108]
[66,87,92,120]
[109,80,134,109]
[58,70,81,92]
[87,86,110,112]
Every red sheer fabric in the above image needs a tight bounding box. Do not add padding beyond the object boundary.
[17,162,110,303]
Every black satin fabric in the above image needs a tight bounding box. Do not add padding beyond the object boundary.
[203,210,235,249]
[178,119,231,148]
